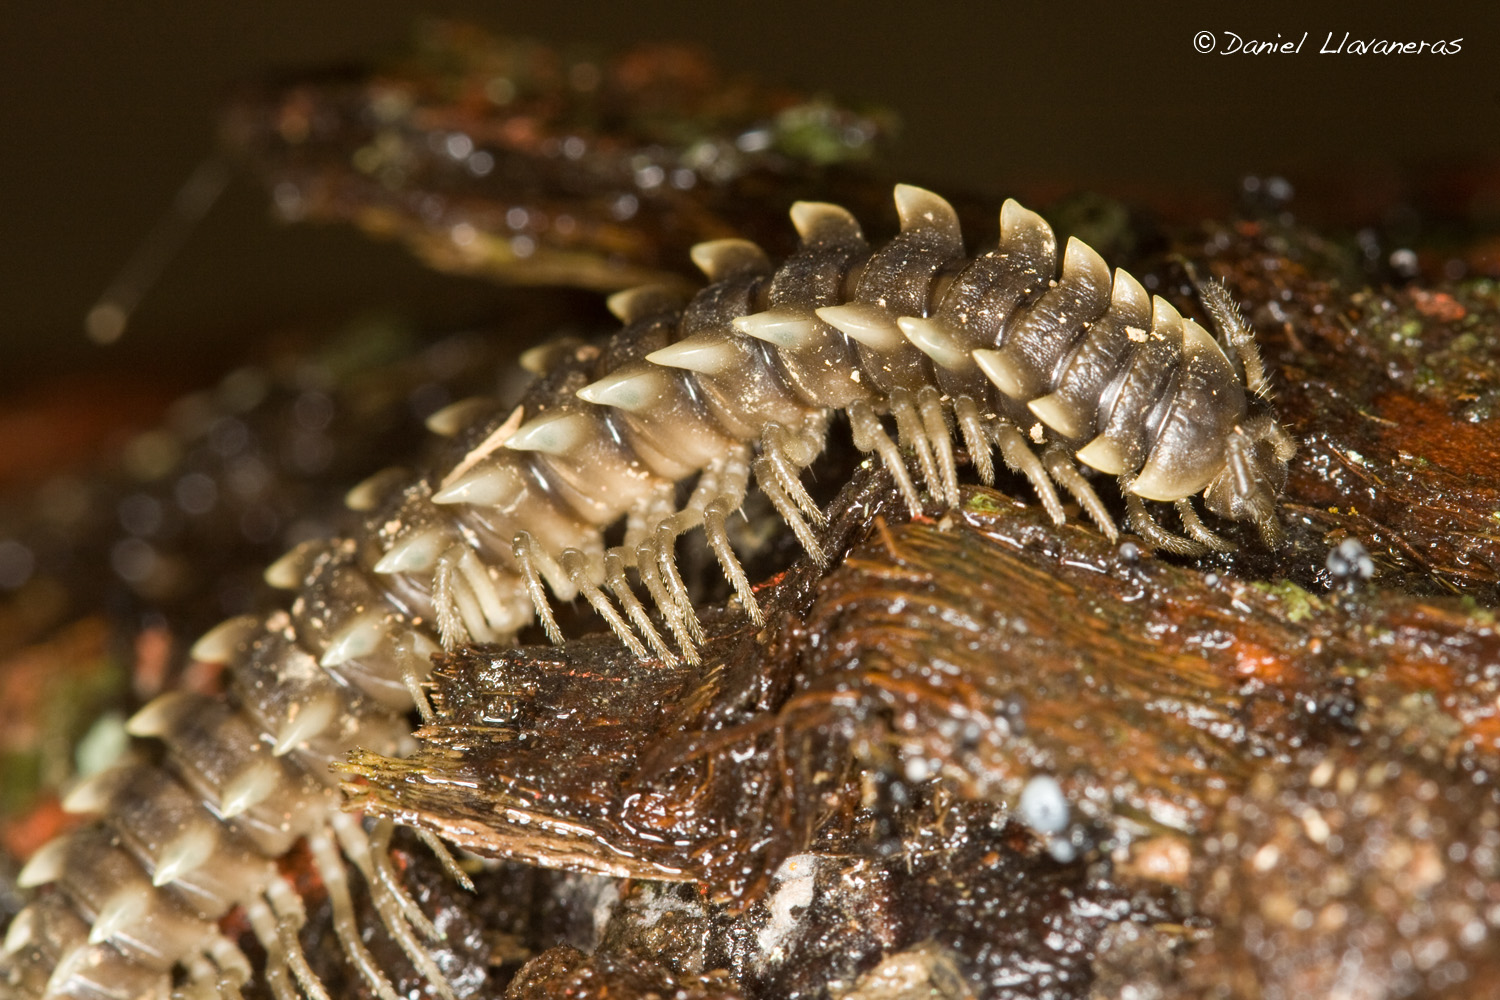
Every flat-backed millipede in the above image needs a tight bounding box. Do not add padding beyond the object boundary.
[0,183,1293,999]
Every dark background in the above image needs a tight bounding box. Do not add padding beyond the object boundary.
[2,2,1495,394]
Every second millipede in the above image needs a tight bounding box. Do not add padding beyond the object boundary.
[0,183,1293,999]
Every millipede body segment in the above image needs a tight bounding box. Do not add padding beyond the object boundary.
[0,185,1291,999]
[364,182,1293,664]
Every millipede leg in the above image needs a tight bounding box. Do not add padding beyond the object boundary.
[992,423,1065,526]
[621,502,653,554]
[720,443,753,505]
[784,413,831,468]
[456,548,532,634]
[185,953,240,1000]
[707,446,759,618]
[655,519,706,646]
[705,498,762,625]
[1043,447,1117,541]
[512,532,565,645]
[1175,498,1235,552]
[890,388,940,502]
[332,815,456,1000]
[453,577,498,644]
[1252,509,1286,548]
[682,459,722,520]
[849,400,922,517]
[953,395,995,485]
[560,548,646,657]
[392,630,437,725]
[636,539,700,664]
[1123,488,1206,556]
[307,827,399,1000]
[260,883,331,1000]
[369,819,442,941]
[413,828,475,893]
[207,938,251,997]
[763,425,825,525]
[241,905,297,1000]
[621,484,679,556]
[430,557,464,651]
[605,551,676,664]
[434,546,502,646]
[918,387,959,506]
[753,457,827,564]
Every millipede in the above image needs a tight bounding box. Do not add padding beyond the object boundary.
[0,180,1292,999]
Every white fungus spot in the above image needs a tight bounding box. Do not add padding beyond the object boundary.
[1018,774,1070,835]
[1048,838,1078,864]
[1327,537,1375,584]
[756,854,819,961]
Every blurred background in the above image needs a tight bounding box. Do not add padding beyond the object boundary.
[1,1,1496,394]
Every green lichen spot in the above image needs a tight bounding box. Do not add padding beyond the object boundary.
[771,100,890,165]
[964,492,1005,515]
[1459,595,1497,627]
[1252,580,1322,623]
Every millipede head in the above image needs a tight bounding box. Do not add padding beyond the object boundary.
[1201,406,1296,546]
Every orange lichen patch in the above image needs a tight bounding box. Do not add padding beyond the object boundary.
[1408,288,1467,322]
[1375,393,1500,480]
[1467,712,1500,753]
[1377,649,1469,698]
[1229,640,1292,684]
[0,795,74,860]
